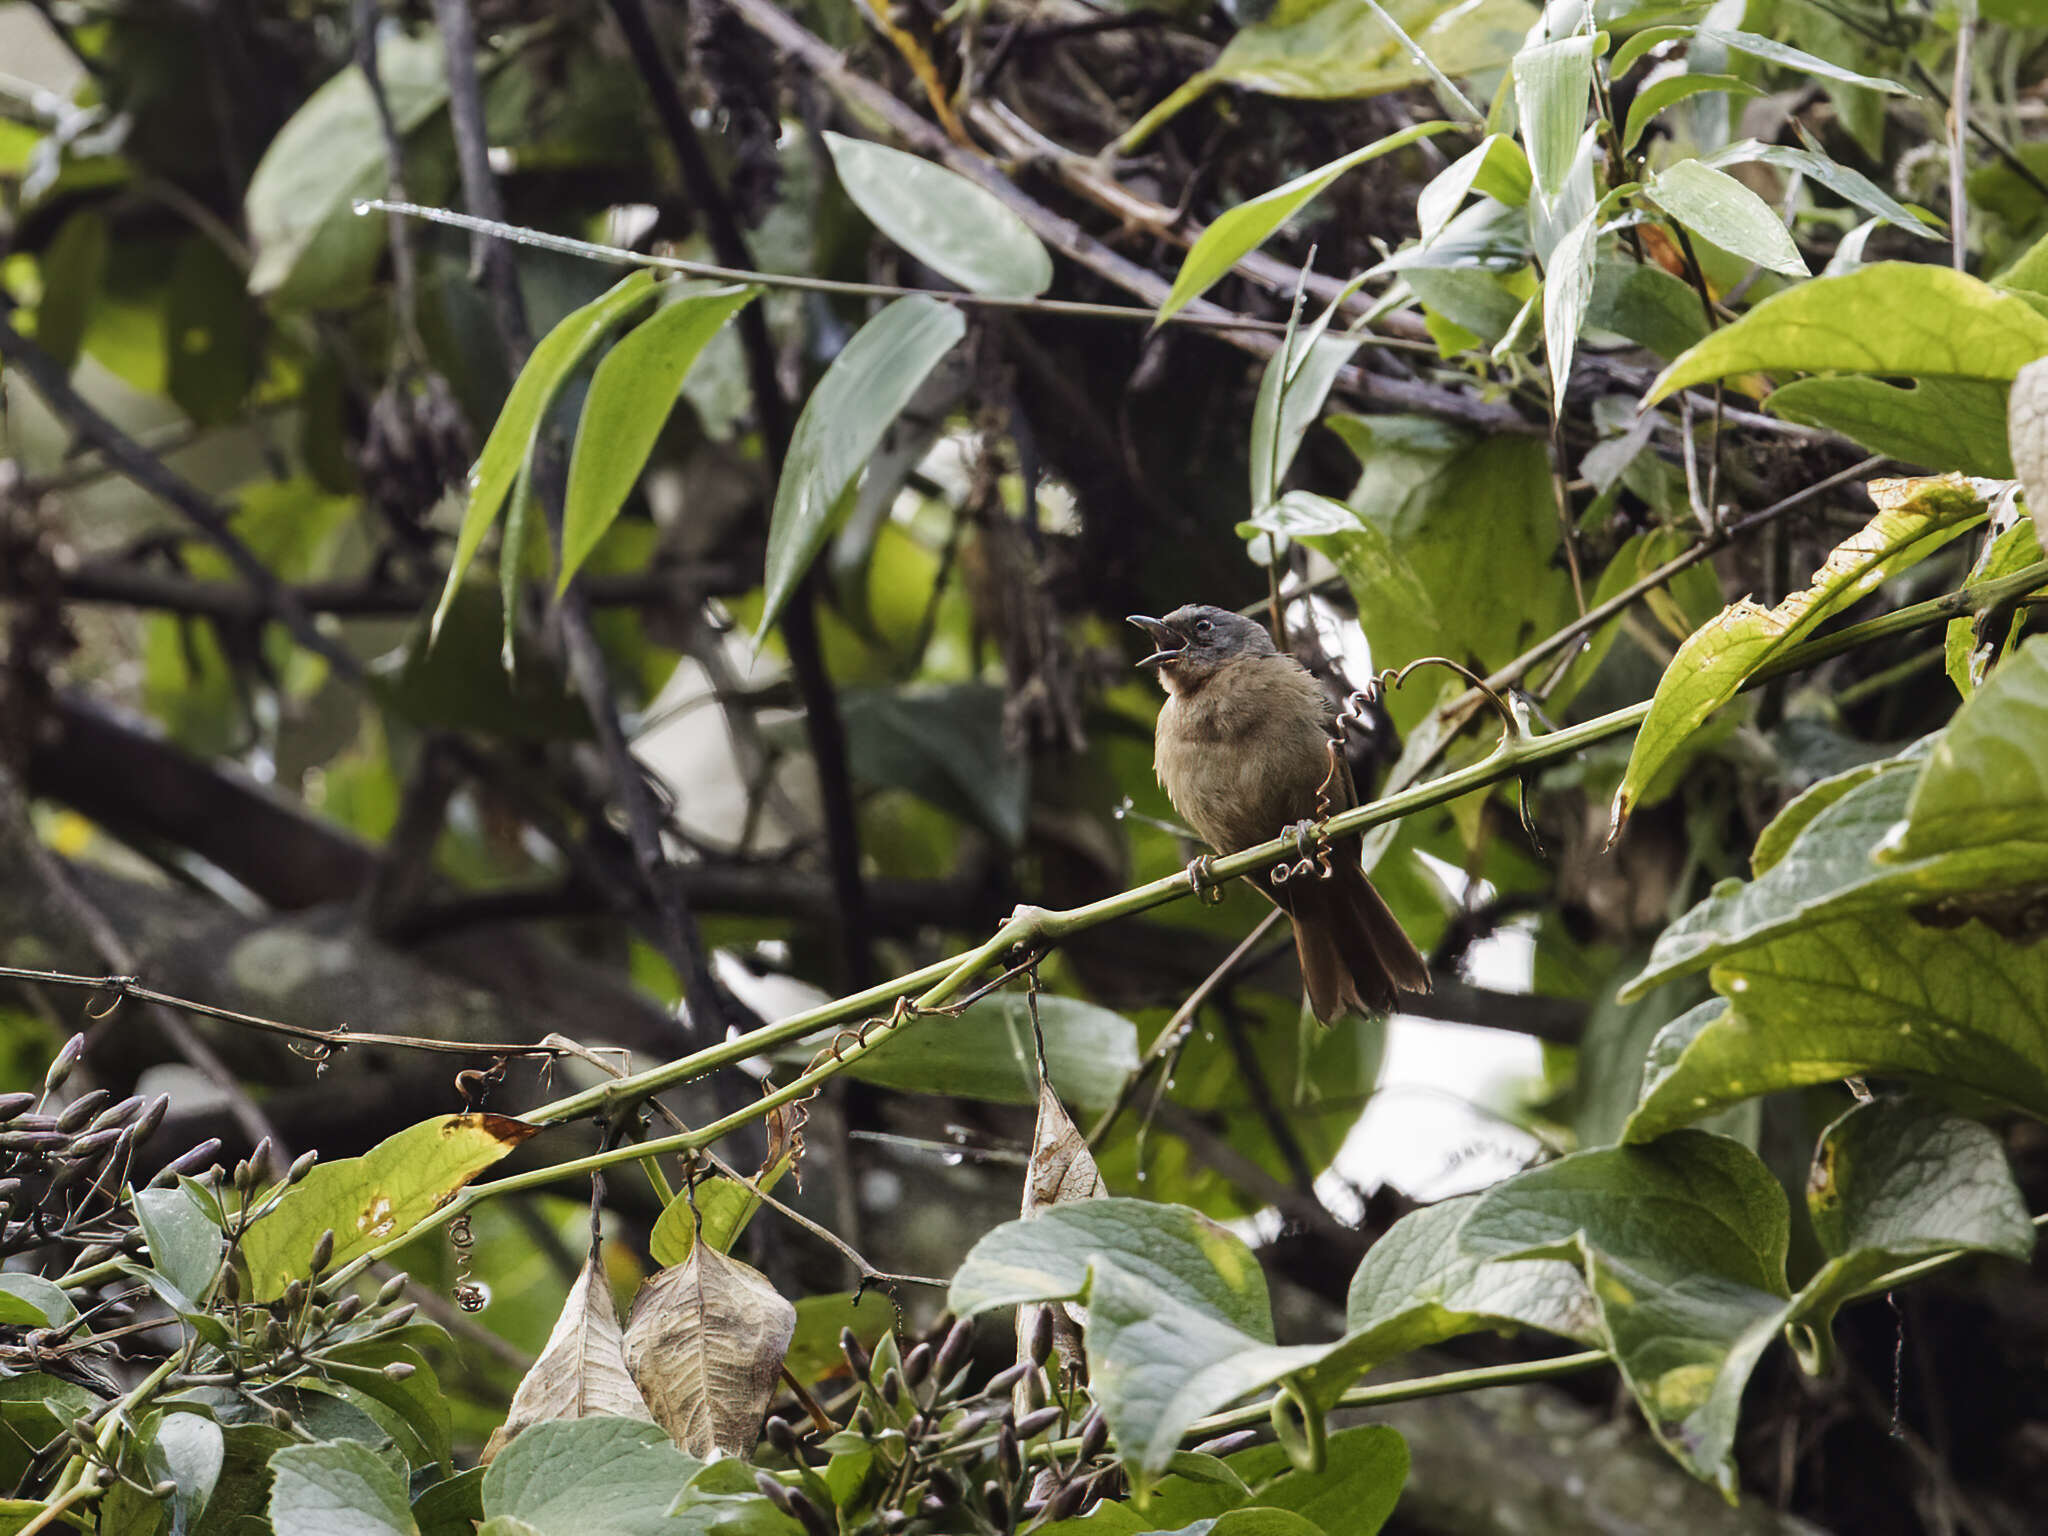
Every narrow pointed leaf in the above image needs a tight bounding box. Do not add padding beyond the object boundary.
[758,295,965,637]
[558,285,757,593]
[824,133,1052,297]
[1514,36,1594,206]
[1623,73,1761,152]
[1697,26,1914,95]
[1643,159,1807,278]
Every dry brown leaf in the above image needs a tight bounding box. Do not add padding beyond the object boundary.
[624,1242,796,1460]
[480,1253,652,1464]
[1017,1077,1105,1386]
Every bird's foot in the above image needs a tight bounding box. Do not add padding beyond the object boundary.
[1185,854,1226,905]
[1273,818,1332,884]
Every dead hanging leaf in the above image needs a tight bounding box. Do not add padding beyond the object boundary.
[1017,1078,1105,1383]
[481,1252,652,1464]
[763,1094,806,1191]
[624,1242,796,1460]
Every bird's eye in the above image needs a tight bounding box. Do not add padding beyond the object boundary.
[1194,619,1213,636]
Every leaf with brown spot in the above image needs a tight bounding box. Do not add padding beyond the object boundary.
[623,1244,796,1460]
[239,1113,537,1301]
[481,1254,653,1464]
[1017,1078,1104,1379]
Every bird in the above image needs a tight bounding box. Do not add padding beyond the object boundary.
[1128,604,1429,1022]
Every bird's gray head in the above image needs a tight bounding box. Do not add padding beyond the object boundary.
[1127,605,1277,694]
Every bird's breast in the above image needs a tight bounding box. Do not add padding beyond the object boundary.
[1154,660,1338,853]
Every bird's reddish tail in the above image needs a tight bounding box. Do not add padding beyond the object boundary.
[1271,861,1429,1023]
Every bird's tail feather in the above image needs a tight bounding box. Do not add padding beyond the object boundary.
[1273,863,1429,1023]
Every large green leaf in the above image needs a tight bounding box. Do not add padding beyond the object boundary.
[1626,912,2048,1138]
[322,1336,453,1475]
[950,1199,1276,1340]
[648,1153,794,1269]
[1611,475,1988,831]
[823,132,1052,297]
[480,1417,700,1536]
[1158,122,1451,323]
[1643,160,1806,278]
[1893,634,2048,860]
[813,988,1139,1114]
[240,1114,537,1300]
[1766,376,2014,476]
[558,285,758,591]
[134,1184,225,1304]
[1623,747,2048,996]
[1459,1133,1789,1493]
[758,295,964,637]
[269,1442,419,1536]
[1416,135,1531,246]
[246,30,450,308]
[1791,1096,2034,1370]
[1515,36,1594,207]
[432,270,659,642]
[1645,263,2048,403]
[839,684,1029,846]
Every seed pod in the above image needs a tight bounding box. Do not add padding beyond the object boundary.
[283,1281,306,1312]
[1029,1306,1055,1368]
[902,1341,933,1389]
[384,1302,418,1329]
[220,1266,241,1303]
[926,1468,959,1502]
[933,1315,973,1385]
[998,1423,1022,1483]
[88,1095,145,1133]
[1189,1429,1259,1459]
[0,1130,71,1155]
[73,1243,120,1268]
[753,1472,795,1516]
[1077,1410,1109,1461]
[44,1034,85,1095]
[0,1092,35,1122]
[839,1326,871,1381]
[764,1416,800,1458]
[853,1406,874,1436]
[377,1273,409,1306]
[786,1489,832,1536]
[1015,1406,1062,1440]
[382,1362,415,1381]
[134,1096,170,1143]
[309,1229,335,1275]
[69,1127,125,1160]
[984,1361,1030,1398]
[263,1317,286,1352]
[1048,1479,1088,1521]
[333,1293,365,1324]
[881,1368,903,1407]
[983,1482,1012,1534]
[287,1150,318,1186]
[150,1479,178,1500]
[56,1090,111,1132]
[151,1139,223,1185]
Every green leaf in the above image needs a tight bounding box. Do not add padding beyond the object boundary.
[147,1411,224,1536]
[1417,135,1531,245]
[949,1198,1277,1341]
[1158,122,1450,323]
[1626,911,2048,1138]
[819,987,1138,1116]
[245,30,450,308]
[1250,293,1363,510]
[33,209,107,370]
[1072,1427,1408,1536]
[1945,521,2040,696]
[558,285,758,592]
[432,269,659,642]
[134,1185,224,1305]
[1611,474,1988,831]
[1643,160,1807,278]
[1344,1194,1596,1346]
[412,1469,486,1536]
[823,132,1052,297]
[322,1337,453,1475]
[1703,140,1941,240]
[240,1113,537,1300]
[758,296,965,637]
[839,684,1030,846]
[1611,24,1695,79]
[167,235,260,427]
[1460,1132,1789,1492]
[0,1273,75,1328]
[649,1154,793,1269]
[268,1442,419,1536]
[481,1416,701,1536]
[1895,634,2048,861]
[378,585,591,741]
[1622,761,2025,995]
[1623,73,1761,152]
[1584,258,1709,360]
[1645,263,2048,404]
[1696,26,1914,95]
[1542,209,1599,400]
[1514,36,1594,207]
[1146,0,1535,132]
[1766,376,2014,476]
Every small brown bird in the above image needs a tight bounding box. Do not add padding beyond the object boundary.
[1130,604,1429,1021]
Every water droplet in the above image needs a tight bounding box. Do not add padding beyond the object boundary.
[350,199,372,217]
[1165,1078,1177,1090]
[940,1151,963,1167]
[1135,1169,1148,1183]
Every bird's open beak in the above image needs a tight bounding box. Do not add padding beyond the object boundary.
[1126,615,1183,668]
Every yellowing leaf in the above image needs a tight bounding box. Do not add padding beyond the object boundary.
[240,1114,536,1301]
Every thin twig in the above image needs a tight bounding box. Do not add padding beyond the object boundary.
[1949,5,1975,271]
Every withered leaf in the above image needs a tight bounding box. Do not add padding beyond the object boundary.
[624,1242,796,1460]
[1017,1077,1104,1381]
[481,1253,652,1464]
